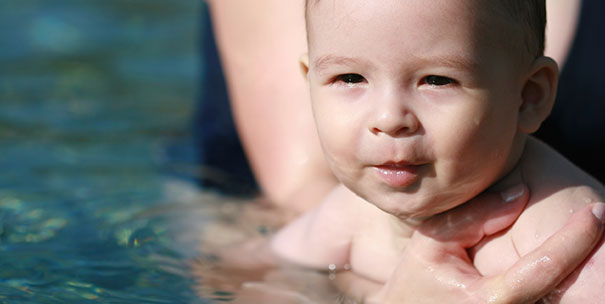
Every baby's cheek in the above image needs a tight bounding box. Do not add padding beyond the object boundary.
[318,133,355,171]
[318,121,359,158]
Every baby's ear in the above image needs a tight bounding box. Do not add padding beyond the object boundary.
[299,53,310,80]
[518,56,559,133]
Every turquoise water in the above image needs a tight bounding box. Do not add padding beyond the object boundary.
[0,1,211,302]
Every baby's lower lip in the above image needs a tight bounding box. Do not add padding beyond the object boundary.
[373,164,420,188]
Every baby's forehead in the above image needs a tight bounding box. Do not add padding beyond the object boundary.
[306,0,527,62]
[307,0,510,29]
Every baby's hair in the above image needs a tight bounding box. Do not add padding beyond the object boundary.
[497,1,546,59]
[304,0,546,60]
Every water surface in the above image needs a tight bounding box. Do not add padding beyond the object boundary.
[0,1,206,302]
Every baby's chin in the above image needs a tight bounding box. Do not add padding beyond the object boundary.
[342,176,469,219]
[365,191,463,221]
[369,199,449,223]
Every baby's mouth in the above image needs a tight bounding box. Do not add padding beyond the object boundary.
[373,162,421,188]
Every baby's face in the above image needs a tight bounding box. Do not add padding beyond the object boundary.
[307,0,527,219]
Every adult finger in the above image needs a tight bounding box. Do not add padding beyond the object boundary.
[481,202,605,304]
[417,184,530,250]
[373,185,531,303]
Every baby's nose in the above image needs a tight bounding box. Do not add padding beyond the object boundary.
[369,108,419,137]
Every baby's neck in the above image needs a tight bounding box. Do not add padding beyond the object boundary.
[388,215,425,239]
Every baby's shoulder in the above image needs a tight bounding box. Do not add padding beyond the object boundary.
[476,138,605,301]
[509,184,605,302]
[513,138,604,252]
[472,183,602,275]
[511,183,603,255]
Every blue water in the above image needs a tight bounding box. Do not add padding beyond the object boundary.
[0,1,211,302]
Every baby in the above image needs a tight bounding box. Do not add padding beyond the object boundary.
[270,0,605,302]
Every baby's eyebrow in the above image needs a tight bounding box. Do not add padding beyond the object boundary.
[312,54,479,74]
[313,55,370,74]
[414,54,480,72]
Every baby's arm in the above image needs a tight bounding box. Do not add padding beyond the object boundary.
[194,185,358,295]
[270,183,363,270]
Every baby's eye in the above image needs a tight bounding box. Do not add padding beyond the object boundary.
[335,73,366,85]
[423,75,454,86]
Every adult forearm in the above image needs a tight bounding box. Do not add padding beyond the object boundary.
[207,0,336,211]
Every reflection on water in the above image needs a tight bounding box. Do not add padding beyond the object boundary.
[0,0,208,302]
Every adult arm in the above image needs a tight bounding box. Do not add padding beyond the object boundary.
[206,0,337,213]
[544,0,582,69]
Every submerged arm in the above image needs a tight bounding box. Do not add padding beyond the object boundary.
[270,184,361,269]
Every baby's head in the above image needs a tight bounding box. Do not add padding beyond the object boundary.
[305,0,546,65]
[302,0,558,220]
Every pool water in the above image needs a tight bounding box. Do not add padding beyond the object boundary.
[0,1,358,303]
[0,1,211,302]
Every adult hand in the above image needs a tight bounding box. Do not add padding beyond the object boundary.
[372,185,605,304]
